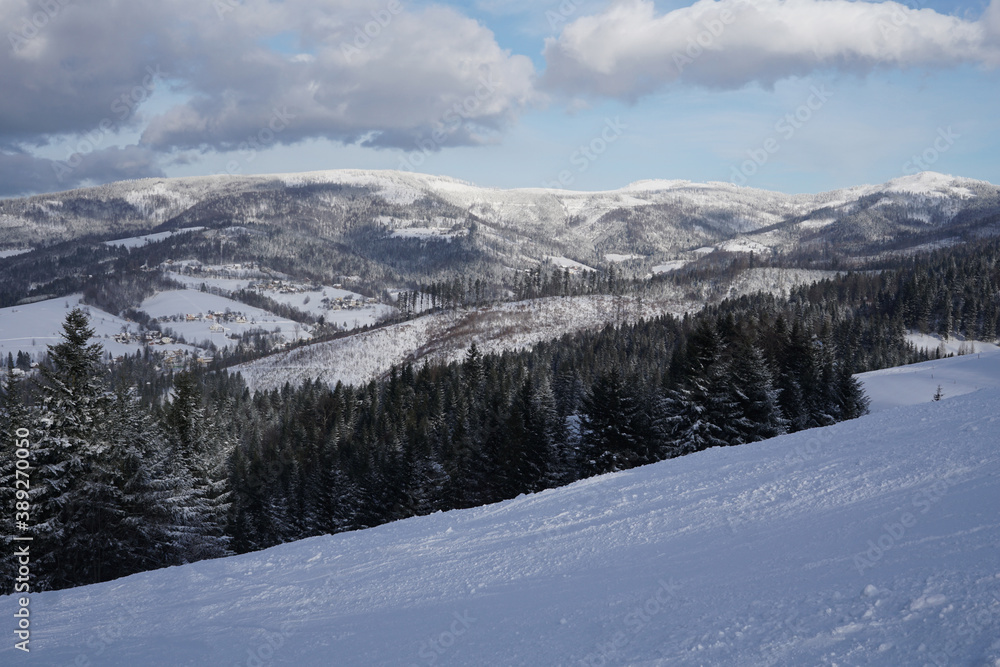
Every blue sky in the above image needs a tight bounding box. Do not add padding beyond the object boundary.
[2,0,999,196]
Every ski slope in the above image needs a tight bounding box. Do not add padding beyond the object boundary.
[4,366,999,665]
[858,340,1000,412]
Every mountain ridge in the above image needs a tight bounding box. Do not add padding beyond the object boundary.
[2,169,997,264]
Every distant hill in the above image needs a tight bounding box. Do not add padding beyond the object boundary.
[2,169,998,279]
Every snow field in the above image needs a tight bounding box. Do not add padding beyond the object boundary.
[858,338,1000,412]
[166,272,393,332]
[103,227,206,248]
[139,290,312,348]
[0,294,197,360]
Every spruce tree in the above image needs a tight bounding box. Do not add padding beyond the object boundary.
[31,308,111,589]
[164,371,232,561]
[724,339,788,444]
[580,368,643,474]
[0,369,30,594]
[29,308,181,589]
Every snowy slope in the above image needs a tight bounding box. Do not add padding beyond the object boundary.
[3,169,995,262]
[4,385,999,666]
[0,294,196,361]
[234,266,848,393]
[234,294,689,391]
[139,290,312,348]
[859,341,1000,412]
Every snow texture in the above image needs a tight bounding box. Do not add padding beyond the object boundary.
[3,357,999,666]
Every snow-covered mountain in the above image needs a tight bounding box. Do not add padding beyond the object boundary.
[5,354,998,666]
[2,170,997,270]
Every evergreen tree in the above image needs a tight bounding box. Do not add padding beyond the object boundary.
[580,368,643,474]
[0,369,30,594]
[30,308,112,590]
[724,339,788,444]
[27,309,182,589]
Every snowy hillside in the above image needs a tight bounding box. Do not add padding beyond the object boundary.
[2,169,996,267]
[4,376,998,665]
[859,338,1000,412]
[139,290,312,349]
[234,266,852,392]
[233,294,690,391]
[0,294,197,361]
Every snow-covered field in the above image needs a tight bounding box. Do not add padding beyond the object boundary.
[4,356,999,666]
[0,248,31,258]
[140,290,312,348]
[166,273,393,332]
[544,255,596,272]
[103,227,205,248]
[858,338,1000,412]
[651,260,689,274]
[234,294,687,391]
[0,295,196,361]
[390,227,462,241]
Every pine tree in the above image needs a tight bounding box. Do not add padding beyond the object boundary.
[163,371,232,562]
[580,368,643,474]
[724,339,788,444]
[31,308,112,590]
[664,320,730,454]
[28,309,182,589]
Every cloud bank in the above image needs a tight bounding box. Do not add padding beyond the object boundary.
[543,0,1000,97]
[0,0,535,194]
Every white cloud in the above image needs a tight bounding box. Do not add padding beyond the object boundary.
[0,0,536,194]
[141,3,537,152]
[543,0,1000,98]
